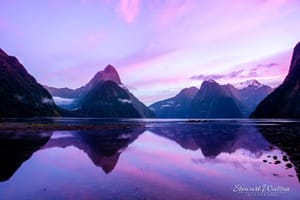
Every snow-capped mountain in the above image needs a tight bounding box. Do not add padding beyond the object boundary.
[238,80,273,116]
[150,79,272,118]
[234,79,263,90]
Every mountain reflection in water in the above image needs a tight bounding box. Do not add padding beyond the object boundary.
[0,131,52,182]
[42,127,145,173]
[0,119,299,200]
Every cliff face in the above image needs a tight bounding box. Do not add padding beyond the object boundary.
[0,48,59,117]
[251,42,300,118]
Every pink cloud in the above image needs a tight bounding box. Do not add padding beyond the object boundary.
[189,49,292,87]
[149,0,299,51]
[153,0,196,27]
[243,50,292,86]
[117,49,176,82]
[116,0,141,23]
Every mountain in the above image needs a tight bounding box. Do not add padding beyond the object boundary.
[149,79,271,118]
[45,64,122,99]
[251,42,300,118]
[83,64,122,91]
[189,80,243,118]
[79,81,141,117]
[127,92,155,118]
[227,80,273,116]
[0,48,59,117]
[234,79,263,89]
[238,80,272,115]
[46,64,154,118]
[149,87,199,118]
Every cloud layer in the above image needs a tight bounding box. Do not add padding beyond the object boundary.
[117,0,141,23]
[0,0,299,104]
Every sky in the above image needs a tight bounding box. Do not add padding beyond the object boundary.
[1,0,300,105]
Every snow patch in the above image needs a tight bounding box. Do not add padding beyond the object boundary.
[119,84,127,89]
[53,96,75,106]
[15,95,24,102]
[167,100,175,105]
[41,97,54,104]
[118,98,132,104]
[118,133,131,139]
[234,80,263,89]
[160,104,172,109]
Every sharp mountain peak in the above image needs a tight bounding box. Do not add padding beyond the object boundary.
[89,64,122,86]
[104,64,118,72]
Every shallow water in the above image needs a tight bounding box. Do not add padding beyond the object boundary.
[0,119,299,200]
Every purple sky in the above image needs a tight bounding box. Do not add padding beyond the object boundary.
[1,0,300,104]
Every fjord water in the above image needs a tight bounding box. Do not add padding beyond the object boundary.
[0,119,300,200]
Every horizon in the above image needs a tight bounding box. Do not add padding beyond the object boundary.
[1,0,300,104]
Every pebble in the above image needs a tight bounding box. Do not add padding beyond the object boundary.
[274,160,281,164]
[286,163,293,168]
[283,155,289,162]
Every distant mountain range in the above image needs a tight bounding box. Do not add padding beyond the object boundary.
[3,41,300,119]
[150,79,272,118]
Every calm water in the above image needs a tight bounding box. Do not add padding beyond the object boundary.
[0,119,300,200]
